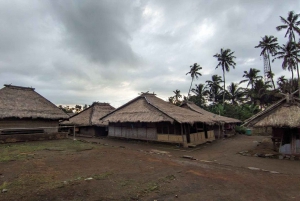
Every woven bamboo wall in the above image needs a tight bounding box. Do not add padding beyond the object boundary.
[0,118,59,133]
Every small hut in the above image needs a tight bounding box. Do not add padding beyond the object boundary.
[0,84,69,138]
[60,102,115,137]
[100,93,215,147]
[180,101,241,138]
[243,92,300,155]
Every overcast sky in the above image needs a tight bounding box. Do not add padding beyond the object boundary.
[0,1,299,107]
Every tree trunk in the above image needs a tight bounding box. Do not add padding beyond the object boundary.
[223,69,225,106]
[297,63,300,97]
[188,77,194,98]
[267,53,276,89]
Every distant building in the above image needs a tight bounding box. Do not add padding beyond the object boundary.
[180,101,241,138]
[60,102,115,137]
[0,84,69,135]
[100,93,216,147]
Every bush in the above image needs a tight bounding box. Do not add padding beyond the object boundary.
[235,126,246,134]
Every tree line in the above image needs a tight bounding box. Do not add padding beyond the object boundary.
[169,11,300,121]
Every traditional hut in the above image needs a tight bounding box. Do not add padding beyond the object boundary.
[243,92,300,155]
[100,93,215,147]
[60,102,115,137]
[180,101,241,138]
[0,84,69,136]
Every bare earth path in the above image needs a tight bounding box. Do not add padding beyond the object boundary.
[0,135,300,201]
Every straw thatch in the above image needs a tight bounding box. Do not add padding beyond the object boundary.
[100,93,214,124]
[61,102,115,126]
[0,84,69,120]
[180,101,241,124]
[243,92,300,128]
[254,103,300,127]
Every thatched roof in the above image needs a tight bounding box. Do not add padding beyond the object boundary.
[243,92,300,128]
[100,93,214,124]
[180,101,241,124]
[61,102,115,126]
[0,84,69,120]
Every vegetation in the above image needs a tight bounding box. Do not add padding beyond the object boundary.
[168,11,300,121]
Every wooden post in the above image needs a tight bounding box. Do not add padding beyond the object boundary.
[73,125,76,140]
[181,124,184,144]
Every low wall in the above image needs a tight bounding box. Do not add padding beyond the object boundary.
[189,132,206,144]
[157,134,186,143]
[0,132,68,143]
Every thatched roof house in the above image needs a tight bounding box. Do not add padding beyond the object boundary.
[0,84,68,135]
[100,93,215,146]
[180,101,241,124]
[243,92,300,155]
[61,102,115,126]
[60,102,115,137]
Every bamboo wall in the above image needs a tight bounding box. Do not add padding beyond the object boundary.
[0,118,59,133]
[108,126,157,140]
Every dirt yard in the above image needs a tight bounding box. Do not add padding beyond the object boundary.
[0,135,300,201]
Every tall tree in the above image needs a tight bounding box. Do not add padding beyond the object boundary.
[191,84,208,107]
[240,68,263,90]
[255,35,278,89]
[273,41,300,82]
[276,11,300,42]
[173,89,182,105]
[213,48,236,106]
[206,74,223,104]
[226,82,245,105]
[186,63,202,98]
[277,11,300,95]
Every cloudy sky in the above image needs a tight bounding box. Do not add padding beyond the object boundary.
[0,1,299,107]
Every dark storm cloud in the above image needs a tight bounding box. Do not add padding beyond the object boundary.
[0,0,299,106]
[48,0,144,66]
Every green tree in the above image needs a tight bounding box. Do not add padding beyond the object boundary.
[213,48,236,106]
[274,41,300,82]
[226,82,245,105]
[255,35,279,89]
[276,11,300,43]
[205,74,223,104]
[186,63,202,98]
[240,68,263,90]
[191,84,208,107]
[173,89,182,105]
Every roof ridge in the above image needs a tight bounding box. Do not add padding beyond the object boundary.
[4,84,35,91]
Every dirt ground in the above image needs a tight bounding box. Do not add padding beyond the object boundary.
[0,135,300,201]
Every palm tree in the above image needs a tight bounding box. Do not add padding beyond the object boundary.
[277,76,288,92]
[255,35,279,89]
[206,75,223,104]
[186,63,202,98]
[240,68,263,90]
[273,42,300,82]
[173,89,182,104]
[277,11,300,95]
[276,11,300,42]
[226,82,245,105]
[252,79,272,108]
[191,84,208,107]
[214,48,236,106]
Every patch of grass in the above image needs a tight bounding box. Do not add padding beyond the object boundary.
[165,174,176,180]
[93,171,114,180]
[0,139,96,162]
[143,182,159,193]
[119,179,133,187]
[0,181,8,191]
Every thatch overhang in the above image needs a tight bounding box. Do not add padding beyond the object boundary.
[100,93,214,125]
[60,103,115,126]
[0,84,69,120]
[243,91,300,128]
[180,101,241,124]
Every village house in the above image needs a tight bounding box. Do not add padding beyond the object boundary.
[243,91,300,155]
[60,102,115,137]
[100,93,216,147]
[0,84,69,142]
[180,101,241,138]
